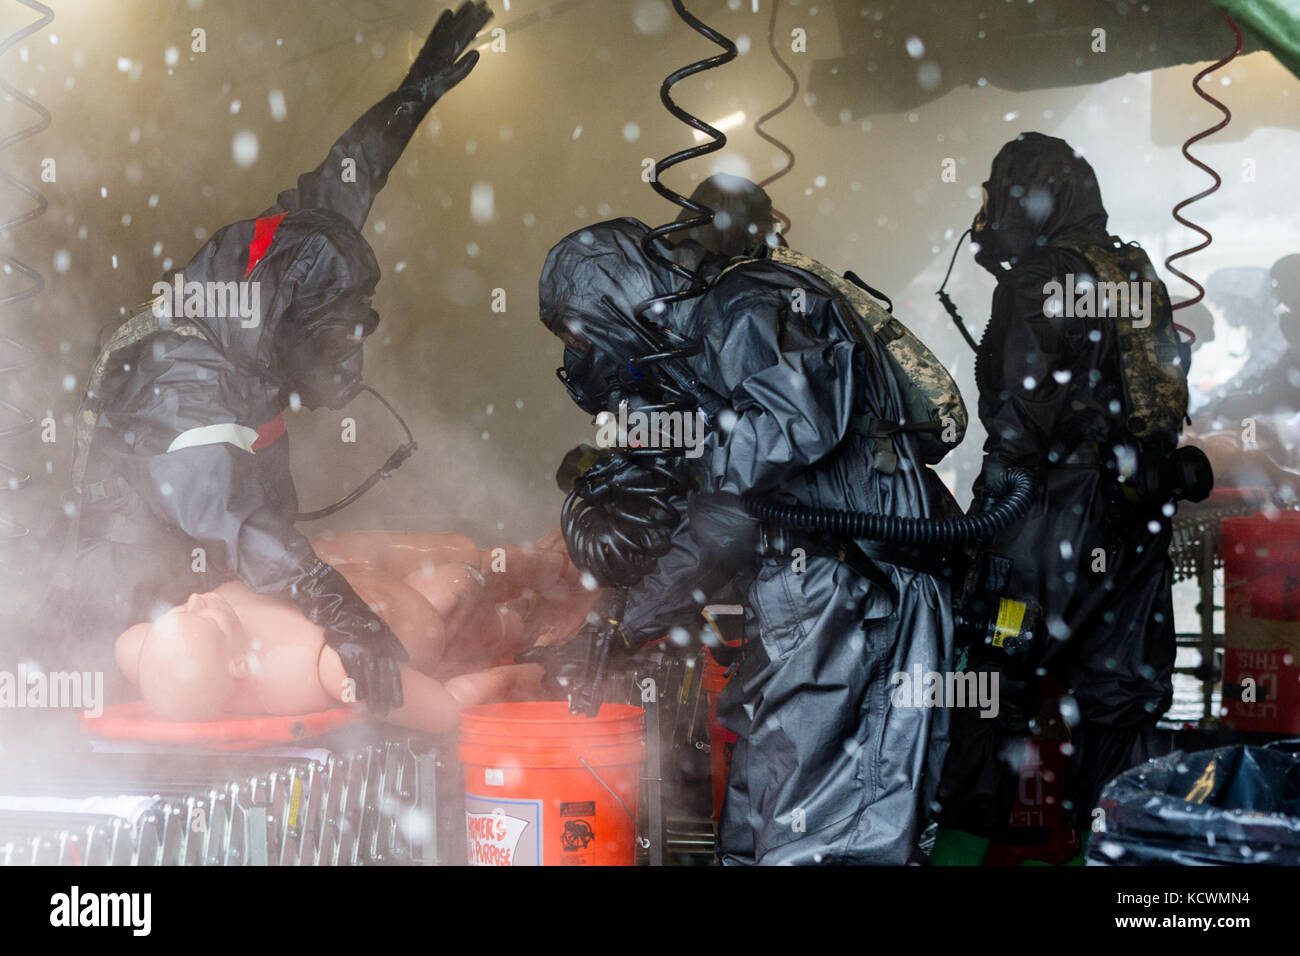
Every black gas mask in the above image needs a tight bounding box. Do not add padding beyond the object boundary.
[970,184,1013,276]
[557,342,645,416]
[284,311,377,410]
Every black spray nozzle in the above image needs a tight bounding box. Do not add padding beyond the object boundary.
[569,591,629,718]
[293,383,417,522]
[936,227,979,352]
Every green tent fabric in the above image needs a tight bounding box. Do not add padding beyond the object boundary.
[1212,0,1300,77]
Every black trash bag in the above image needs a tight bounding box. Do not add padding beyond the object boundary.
[1088,742,1300,865]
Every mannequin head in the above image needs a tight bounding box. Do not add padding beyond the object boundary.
[134,591,247,721]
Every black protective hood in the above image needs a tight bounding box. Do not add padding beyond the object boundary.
[972,132,1110,274]
[178,206,381,386]
[539,217,702,412]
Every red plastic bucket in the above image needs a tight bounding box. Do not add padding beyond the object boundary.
[701,649,738,824]
[1221,514,1300,732]
[983,735,1080,866]
[459,701,645,866]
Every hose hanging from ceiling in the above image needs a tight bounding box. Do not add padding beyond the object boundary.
[1164,9,1242,317]
[753,0,798,237]
[0,0,54,544]
[559,0,738,592]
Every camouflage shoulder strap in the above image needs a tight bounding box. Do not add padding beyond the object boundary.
[70,296,204,494]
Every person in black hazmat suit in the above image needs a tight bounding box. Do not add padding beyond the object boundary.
[932,133,1195,863]
[1196,253,1300,424]
[37,2,494,714]
[533,174,961,864]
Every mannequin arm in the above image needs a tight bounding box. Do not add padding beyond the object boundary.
[319,647,542,733]
[311,531,480,578]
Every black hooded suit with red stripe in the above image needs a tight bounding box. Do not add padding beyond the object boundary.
[43,2,494,706]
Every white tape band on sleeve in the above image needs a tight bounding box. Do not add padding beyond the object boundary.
[166,423,260,455]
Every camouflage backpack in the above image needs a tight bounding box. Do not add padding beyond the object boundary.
[765,245,968,465]
[1059,239,1190,448]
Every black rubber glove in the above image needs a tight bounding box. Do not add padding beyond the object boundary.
[290,560,409,716]
[517,614,633,716]
[516,630,596,697]
[399,1,494,105]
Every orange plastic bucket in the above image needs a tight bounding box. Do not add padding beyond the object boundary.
[459,701,645,866]
[701,649,739,823]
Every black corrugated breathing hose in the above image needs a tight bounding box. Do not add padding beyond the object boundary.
[745,468,1035,546]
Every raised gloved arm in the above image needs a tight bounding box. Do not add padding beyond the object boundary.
[269,1,493,230]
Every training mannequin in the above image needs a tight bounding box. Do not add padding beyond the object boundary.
[114,530,596,733]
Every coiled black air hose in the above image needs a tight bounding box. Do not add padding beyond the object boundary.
[561,450,693,588]
[745,468,1035,546]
